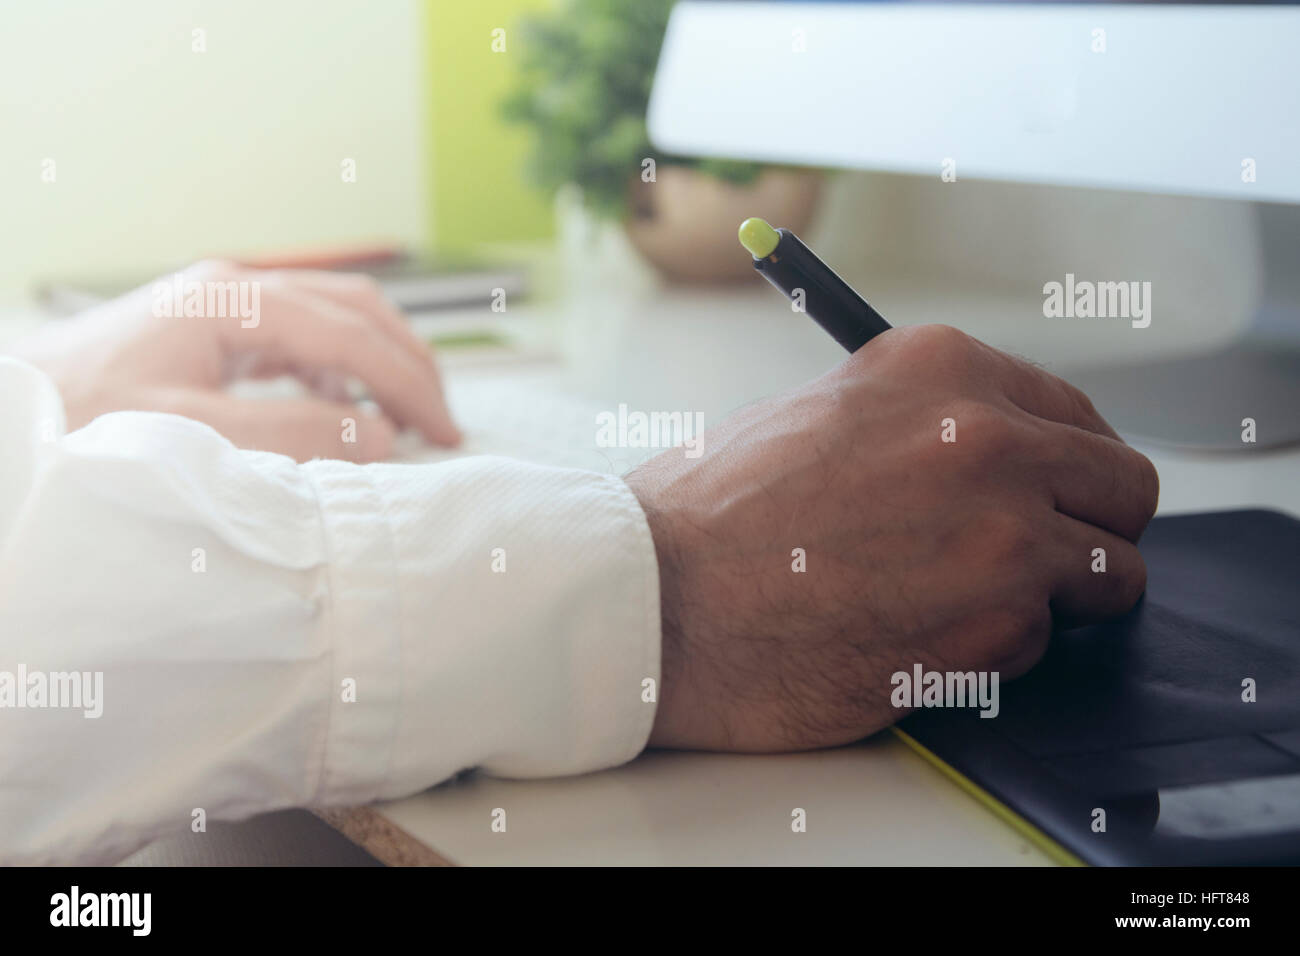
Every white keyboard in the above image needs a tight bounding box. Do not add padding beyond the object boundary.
[392,374,656,475]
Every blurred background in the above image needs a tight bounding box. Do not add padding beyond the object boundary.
[0,0,1257,361]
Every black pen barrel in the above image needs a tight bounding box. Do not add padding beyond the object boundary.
[755,229,891,353]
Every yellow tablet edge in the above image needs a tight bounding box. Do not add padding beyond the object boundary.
[891,726,1088,867]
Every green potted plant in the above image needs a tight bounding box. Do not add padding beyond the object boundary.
[501,0,822,283]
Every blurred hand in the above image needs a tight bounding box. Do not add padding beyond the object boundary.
[10,260,460,461]
[628,324,1159,752]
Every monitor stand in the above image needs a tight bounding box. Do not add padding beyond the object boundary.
[1062,203,1300,451]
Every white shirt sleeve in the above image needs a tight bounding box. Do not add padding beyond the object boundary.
[0,358,661,865]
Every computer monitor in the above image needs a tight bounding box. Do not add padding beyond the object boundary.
[648,1,1300,449]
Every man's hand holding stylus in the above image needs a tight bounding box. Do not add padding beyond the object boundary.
[629,324,1159,752]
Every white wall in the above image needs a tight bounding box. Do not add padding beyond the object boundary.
[0,0,426,303]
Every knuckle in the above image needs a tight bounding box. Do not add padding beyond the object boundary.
[1064,381,1102,422]
[981,615,1025,666]
[866,324,977,378]
[982,510,1040,567]
[953,400,1022,457]
[1035,426,1074,475]
[897,323,974,361]
[981,603,1049,673]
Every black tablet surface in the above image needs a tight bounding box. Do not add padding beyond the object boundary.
[899,509,1300,865]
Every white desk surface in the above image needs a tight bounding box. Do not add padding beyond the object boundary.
[322,284,1300,867]
[340,739,1054,866]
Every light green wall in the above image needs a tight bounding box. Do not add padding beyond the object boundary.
[424,0,556,253]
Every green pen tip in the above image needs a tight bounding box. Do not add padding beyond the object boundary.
[738,217,780,259]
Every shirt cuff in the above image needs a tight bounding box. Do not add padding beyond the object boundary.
[302,455,662,804]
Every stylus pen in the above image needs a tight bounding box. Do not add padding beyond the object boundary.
[738,217,891,352]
